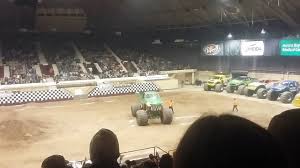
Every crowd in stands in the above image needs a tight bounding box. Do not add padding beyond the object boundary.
[0,39,42,85]
[41,108,300,168]
[114,48,186,76]
[77,40,129,78]
[0,38,189,85]
[42,40,94,81]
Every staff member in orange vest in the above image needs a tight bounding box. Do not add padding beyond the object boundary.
[167,99,174,112]
[233,98,239,112]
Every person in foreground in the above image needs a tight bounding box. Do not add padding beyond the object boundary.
[84,128,120,168]
[41,155,71,168]
[268,109,300,168]
[174,114,287,168]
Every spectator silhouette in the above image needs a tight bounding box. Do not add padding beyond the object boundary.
[41,155,70,168]
[268,109,300,168]
[159,154,173,168]
[174,114,286,168]
[87,128,120,168]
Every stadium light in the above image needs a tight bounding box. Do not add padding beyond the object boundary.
[227,33,233,39]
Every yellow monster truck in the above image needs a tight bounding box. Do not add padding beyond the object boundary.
[204,74,230,92]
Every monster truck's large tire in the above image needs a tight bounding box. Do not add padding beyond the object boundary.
[226,85,234,93]
[136,110,148,126]
[161,108,173,125]
[244,88,254,97]
[215,84,224,93]
[237,85,246,95]
[204,83,210,91]
[131,104,140,117]
[257,88,267,99]
[280,91,294,104]
[267,90,278,101]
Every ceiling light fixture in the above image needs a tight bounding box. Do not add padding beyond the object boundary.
[227,33,233,39]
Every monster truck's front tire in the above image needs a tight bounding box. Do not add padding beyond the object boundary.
[267,90,278,101]
[136,110,148,126]
[161,108,173,124]
[226,85,234,93]
[237,85,246,95]
[244,88,254,97]
[204,83,210,91]
[131,104,141,117]
[280,91,294,104]
[215,84,224,93]
[257,88,267,99]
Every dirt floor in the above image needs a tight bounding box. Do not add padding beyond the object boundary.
[0,88,295,168]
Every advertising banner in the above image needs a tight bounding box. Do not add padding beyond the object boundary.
[280,39,300,56]
[225,40,241,56]
[241,40,265,56]
[203,43,224,56]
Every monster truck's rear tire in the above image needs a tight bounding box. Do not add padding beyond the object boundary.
[131,104,140,117]
[257,88,267,99]
[226,85,234,93]
[267,90,278,101]
[280,91,294,104]
[237,85,246,95]
[204,83,210,91]
[244,88,254,97]
[161,108,173,125]
[215,84,224,93]
[136,110,148,126]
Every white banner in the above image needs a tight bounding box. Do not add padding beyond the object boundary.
[241,41,264,56]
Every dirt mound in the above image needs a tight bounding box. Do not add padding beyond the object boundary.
[0,119,46,141]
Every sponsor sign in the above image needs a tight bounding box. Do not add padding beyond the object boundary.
[241,41,265,56]
[203,43,224,56]
[280,39,300,56]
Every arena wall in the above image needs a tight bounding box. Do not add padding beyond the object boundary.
[153,79,179,90]
[0,75,169,106]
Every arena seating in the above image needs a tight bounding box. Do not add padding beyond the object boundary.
[1,39,42,85]
[39,64,55,77]
[76,39,128,78]
[0,66,4,78]
[112,47,183,76]
[42,39,93,81]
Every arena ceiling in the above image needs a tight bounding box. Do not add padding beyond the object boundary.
[0,0,300,32]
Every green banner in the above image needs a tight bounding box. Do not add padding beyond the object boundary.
[280,39,300,56]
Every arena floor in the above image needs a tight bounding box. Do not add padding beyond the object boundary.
[0,87,295,168]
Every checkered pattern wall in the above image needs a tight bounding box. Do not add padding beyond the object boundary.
[0,89,73,105]
[89,82,159,97]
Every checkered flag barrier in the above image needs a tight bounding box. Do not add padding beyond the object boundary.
[89,82,159,97]
[0,89,73,105]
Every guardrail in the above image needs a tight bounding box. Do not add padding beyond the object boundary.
[119,146,174,164]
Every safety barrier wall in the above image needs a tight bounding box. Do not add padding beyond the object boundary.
[0,89,73,105]
[89,82,159,97]
[0,75,170,106]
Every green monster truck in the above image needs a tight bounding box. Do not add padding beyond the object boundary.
[226,76,256,95]
[131,91,173,126]
[204,75,230,92]
[243,81,269,99]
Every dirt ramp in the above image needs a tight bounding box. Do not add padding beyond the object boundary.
[0,119,47,142]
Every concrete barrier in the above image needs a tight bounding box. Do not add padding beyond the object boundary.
[153,79,179,90]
